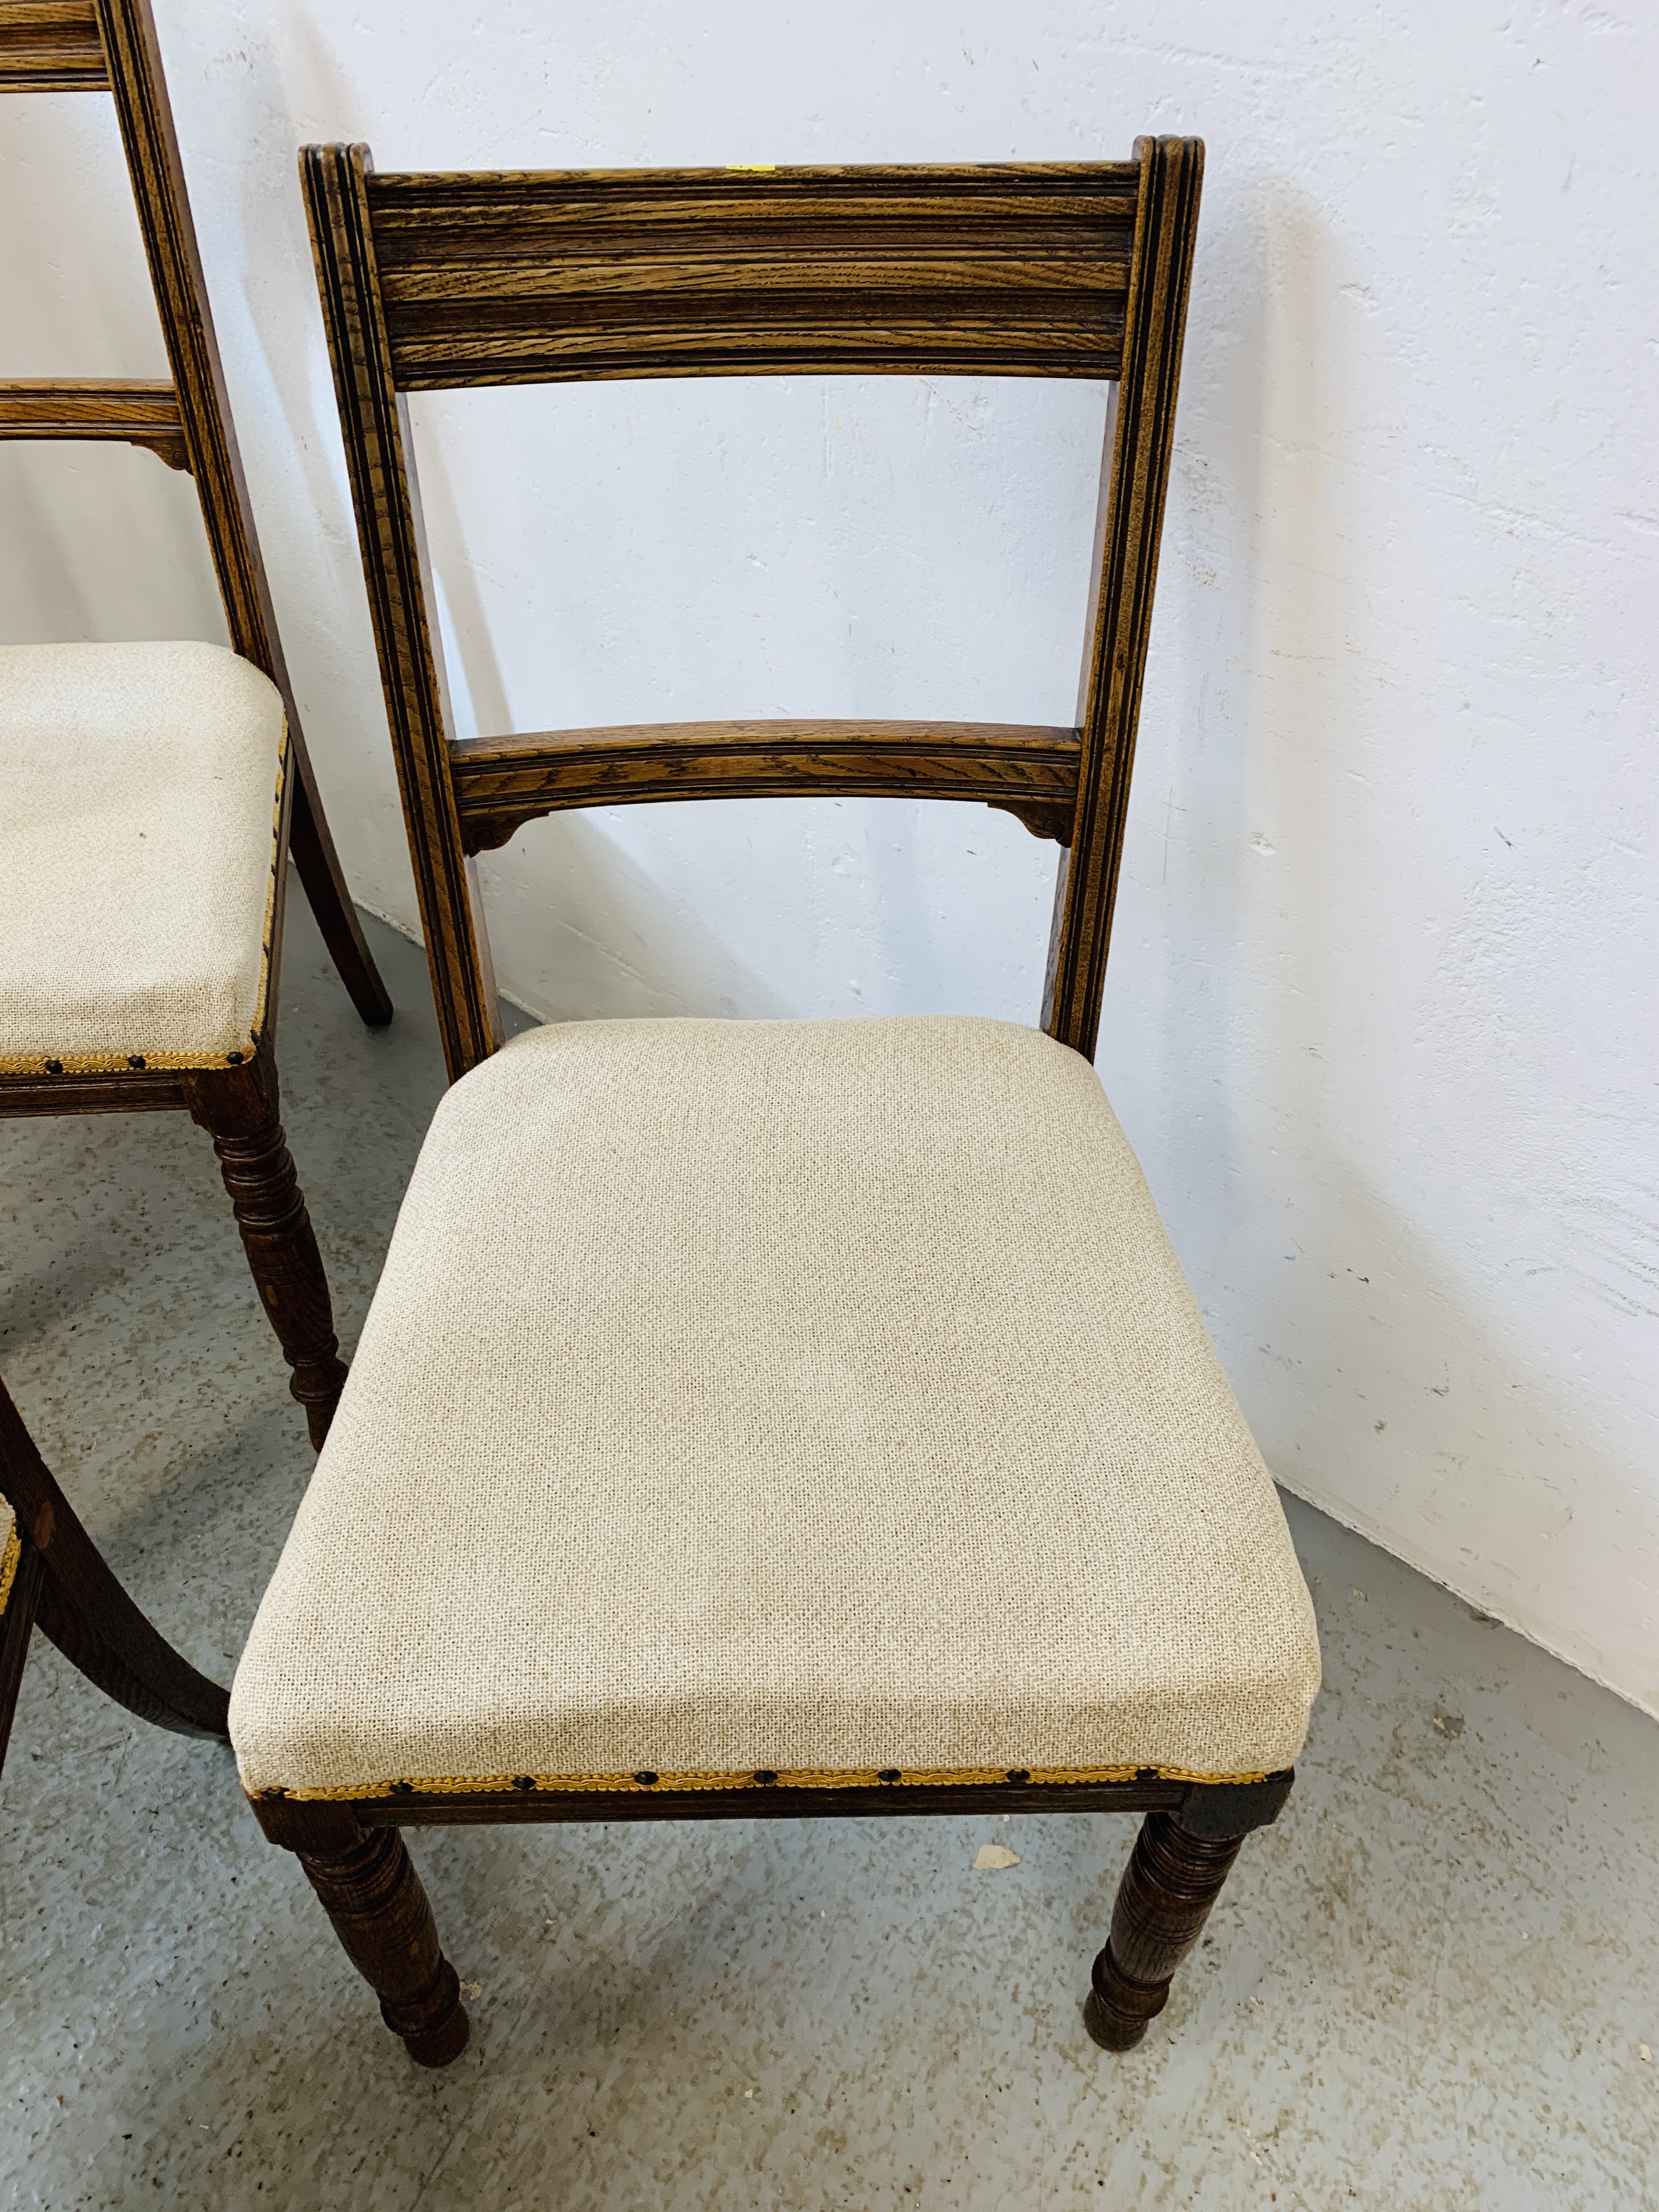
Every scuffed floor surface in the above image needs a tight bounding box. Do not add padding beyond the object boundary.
[3,900,1656,2211]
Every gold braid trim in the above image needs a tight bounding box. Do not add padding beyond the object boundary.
[0,721,289,1079]
[245,724,288,1056]
[0,1520,19,1618]
[0,1047,264,1075]
[269,1760,1274,1803]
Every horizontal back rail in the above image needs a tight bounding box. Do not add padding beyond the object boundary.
[0,376,189,469]
[365,163,1139,389]
[0,0,105,90]
[450,718,1081,853]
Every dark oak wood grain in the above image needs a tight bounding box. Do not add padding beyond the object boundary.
[0,378,188,470]
[0,1375,229,1778]
[366,164,1138,389]
[182,1060,348,1451]
[0,0,105,89]
[1085,1808,1249,2050]
[1043,137,1203,1058]
[288,1812,469,2067]
[302,140,504,1079]
[0,1068,189,1116]
[452,717,1082,853]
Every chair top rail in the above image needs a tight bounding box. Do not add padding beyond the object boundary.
[0,0,106,91]
[361,161,1142,389]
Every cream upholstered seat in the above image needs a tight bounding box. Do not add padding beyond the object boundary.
[230,1015,1320,1802]
[0,640,286,1076]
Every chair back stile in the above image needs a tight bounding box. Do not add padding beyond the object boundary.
[0,0,392,1025]
[303,144,502,1073]
[301,139,1204,1080]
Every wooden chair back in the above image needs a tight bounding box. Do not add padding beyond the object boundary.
[0,0,390,1023]
[302,139,1204,1079]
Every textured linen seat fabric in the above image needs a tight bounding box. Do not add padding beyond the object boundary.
[0,640,286,1075]
[230,1016,1320,1801]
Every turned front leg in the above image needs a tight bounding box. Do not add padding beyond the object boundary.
[295,1820,470,2067]
[213,1111,347,1447]
[1085,1809,1246,2051]
[185,1066,348,1448]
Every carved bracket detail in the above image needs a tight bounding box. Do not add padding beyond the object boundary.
[988,797,1074,845]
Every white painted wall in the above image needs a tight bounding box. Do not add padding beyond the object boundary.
[3,2,1656,1715]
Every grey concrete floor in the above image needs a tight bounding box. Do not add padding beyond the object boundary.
[3,890,1657,2212]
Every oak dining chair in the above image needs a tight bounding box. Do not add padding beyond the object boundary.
[0,0,395,1447]
[229,135,1322,2069]
[1,1373,228,1785]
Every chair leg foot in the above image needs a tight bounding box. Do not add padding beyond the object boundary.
[1084,1961,1160,2051]
[196,1092,348,1448]
[296,1822,470,2067]
[1084,1809,1246,2052]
